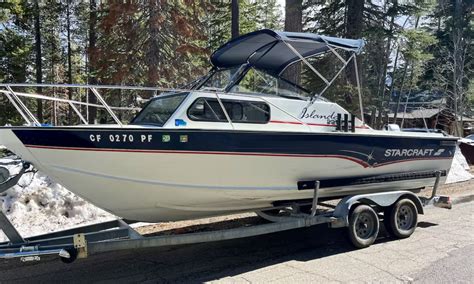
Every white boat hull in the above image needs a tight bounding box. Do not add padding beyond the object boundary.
[0,128,454,222]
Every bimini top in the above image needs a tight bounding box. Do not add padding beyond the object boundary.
[210,29,365,76]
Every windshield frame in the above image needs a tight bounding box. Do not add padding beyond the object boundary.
[196,65,249,92]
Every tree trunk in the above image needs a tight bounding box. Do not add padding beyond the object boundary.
[377,1,397,127]
[400,71,416,129]
[345,0,364,39]
[284,0,303,85]
[397,17,422,128]
[392,62,409,122]
[344,0,364,104]
[285,0,303,32]
[231,0,239,39]
[451,0,463,136]
[49,11,58,125]
[88,0,97,124]
[66,0,73,123]
[394,16,420,123]
[34,0,43,123]
[387,16,409,123]
[147,0,160,86]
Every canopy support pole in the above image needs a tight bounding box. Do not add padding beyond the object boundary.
[313,53,355,102]
[323,40,348,65]
[353,56,365,125]
[281,40,330,85]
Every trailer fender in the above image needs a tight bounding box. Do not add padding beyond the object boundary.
[331,191,424,228]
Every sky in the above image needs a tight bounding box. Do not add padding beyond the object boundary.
[277,0,285,7]
[277,0,286,17]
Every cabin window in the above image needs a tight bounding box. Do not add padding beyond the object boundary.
[131,93,187,126]
[187,98,270,124]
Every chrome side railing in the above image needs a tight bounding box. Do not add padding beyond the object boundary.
[0,83,176,127]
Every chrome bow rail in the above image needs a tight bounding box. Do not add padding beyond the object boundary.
[0,83,192,127]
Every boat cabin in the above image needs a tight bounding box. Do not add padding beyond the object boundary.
[132,30,368,132]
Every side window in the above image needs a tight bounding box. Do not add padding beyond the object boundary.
[187,98,270,124]
[238,100,270,123]
[187,98,227,122]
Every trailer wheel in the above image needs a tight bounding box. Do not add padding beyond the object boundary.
[385,198,418,239]
[60,248,78,264]
[348,205,380,248]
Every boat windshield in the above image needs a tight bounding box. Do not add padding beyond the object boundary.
[132,93,187,126]
[199,67,310,98]
[199,67,241,91]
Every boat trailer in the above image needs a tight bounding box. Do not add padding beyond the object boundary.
[0,159,452,263]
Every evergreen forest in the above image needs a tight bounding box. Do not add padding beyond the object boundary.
[0,0,472,134]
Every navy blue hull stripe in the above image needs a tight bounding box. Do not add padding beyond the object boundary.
[13,128,456,168]
[298,170,446,190]
[24,144,453,169]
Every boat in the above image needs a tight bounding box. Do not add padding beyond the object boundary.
[0,29,457,222]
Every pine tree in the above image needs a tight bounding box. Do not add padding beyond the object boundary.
[33,0,43,122]
[0,1,33,125]
[303,0,435,125]
[256,0,282,30]
[88,0,98,123]
[2,1,469,130]
[424,0,473,134]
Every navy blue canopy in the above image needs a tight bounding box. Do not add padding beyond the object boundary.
[210,29,365,76]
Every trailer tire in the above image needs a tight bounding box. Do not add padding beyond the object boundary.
[348,205,379,249]
[385,198,418,239]
[60,248,78,264]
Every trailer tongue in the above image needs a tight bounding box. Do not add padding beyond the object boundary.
[0,159,451,263]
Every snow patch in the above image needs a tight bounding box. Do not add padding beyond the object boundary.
[0,159,114,242]
[446,146,473,184]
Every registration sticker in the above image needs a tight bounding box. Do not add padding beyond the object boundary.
[180,135,188,143]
